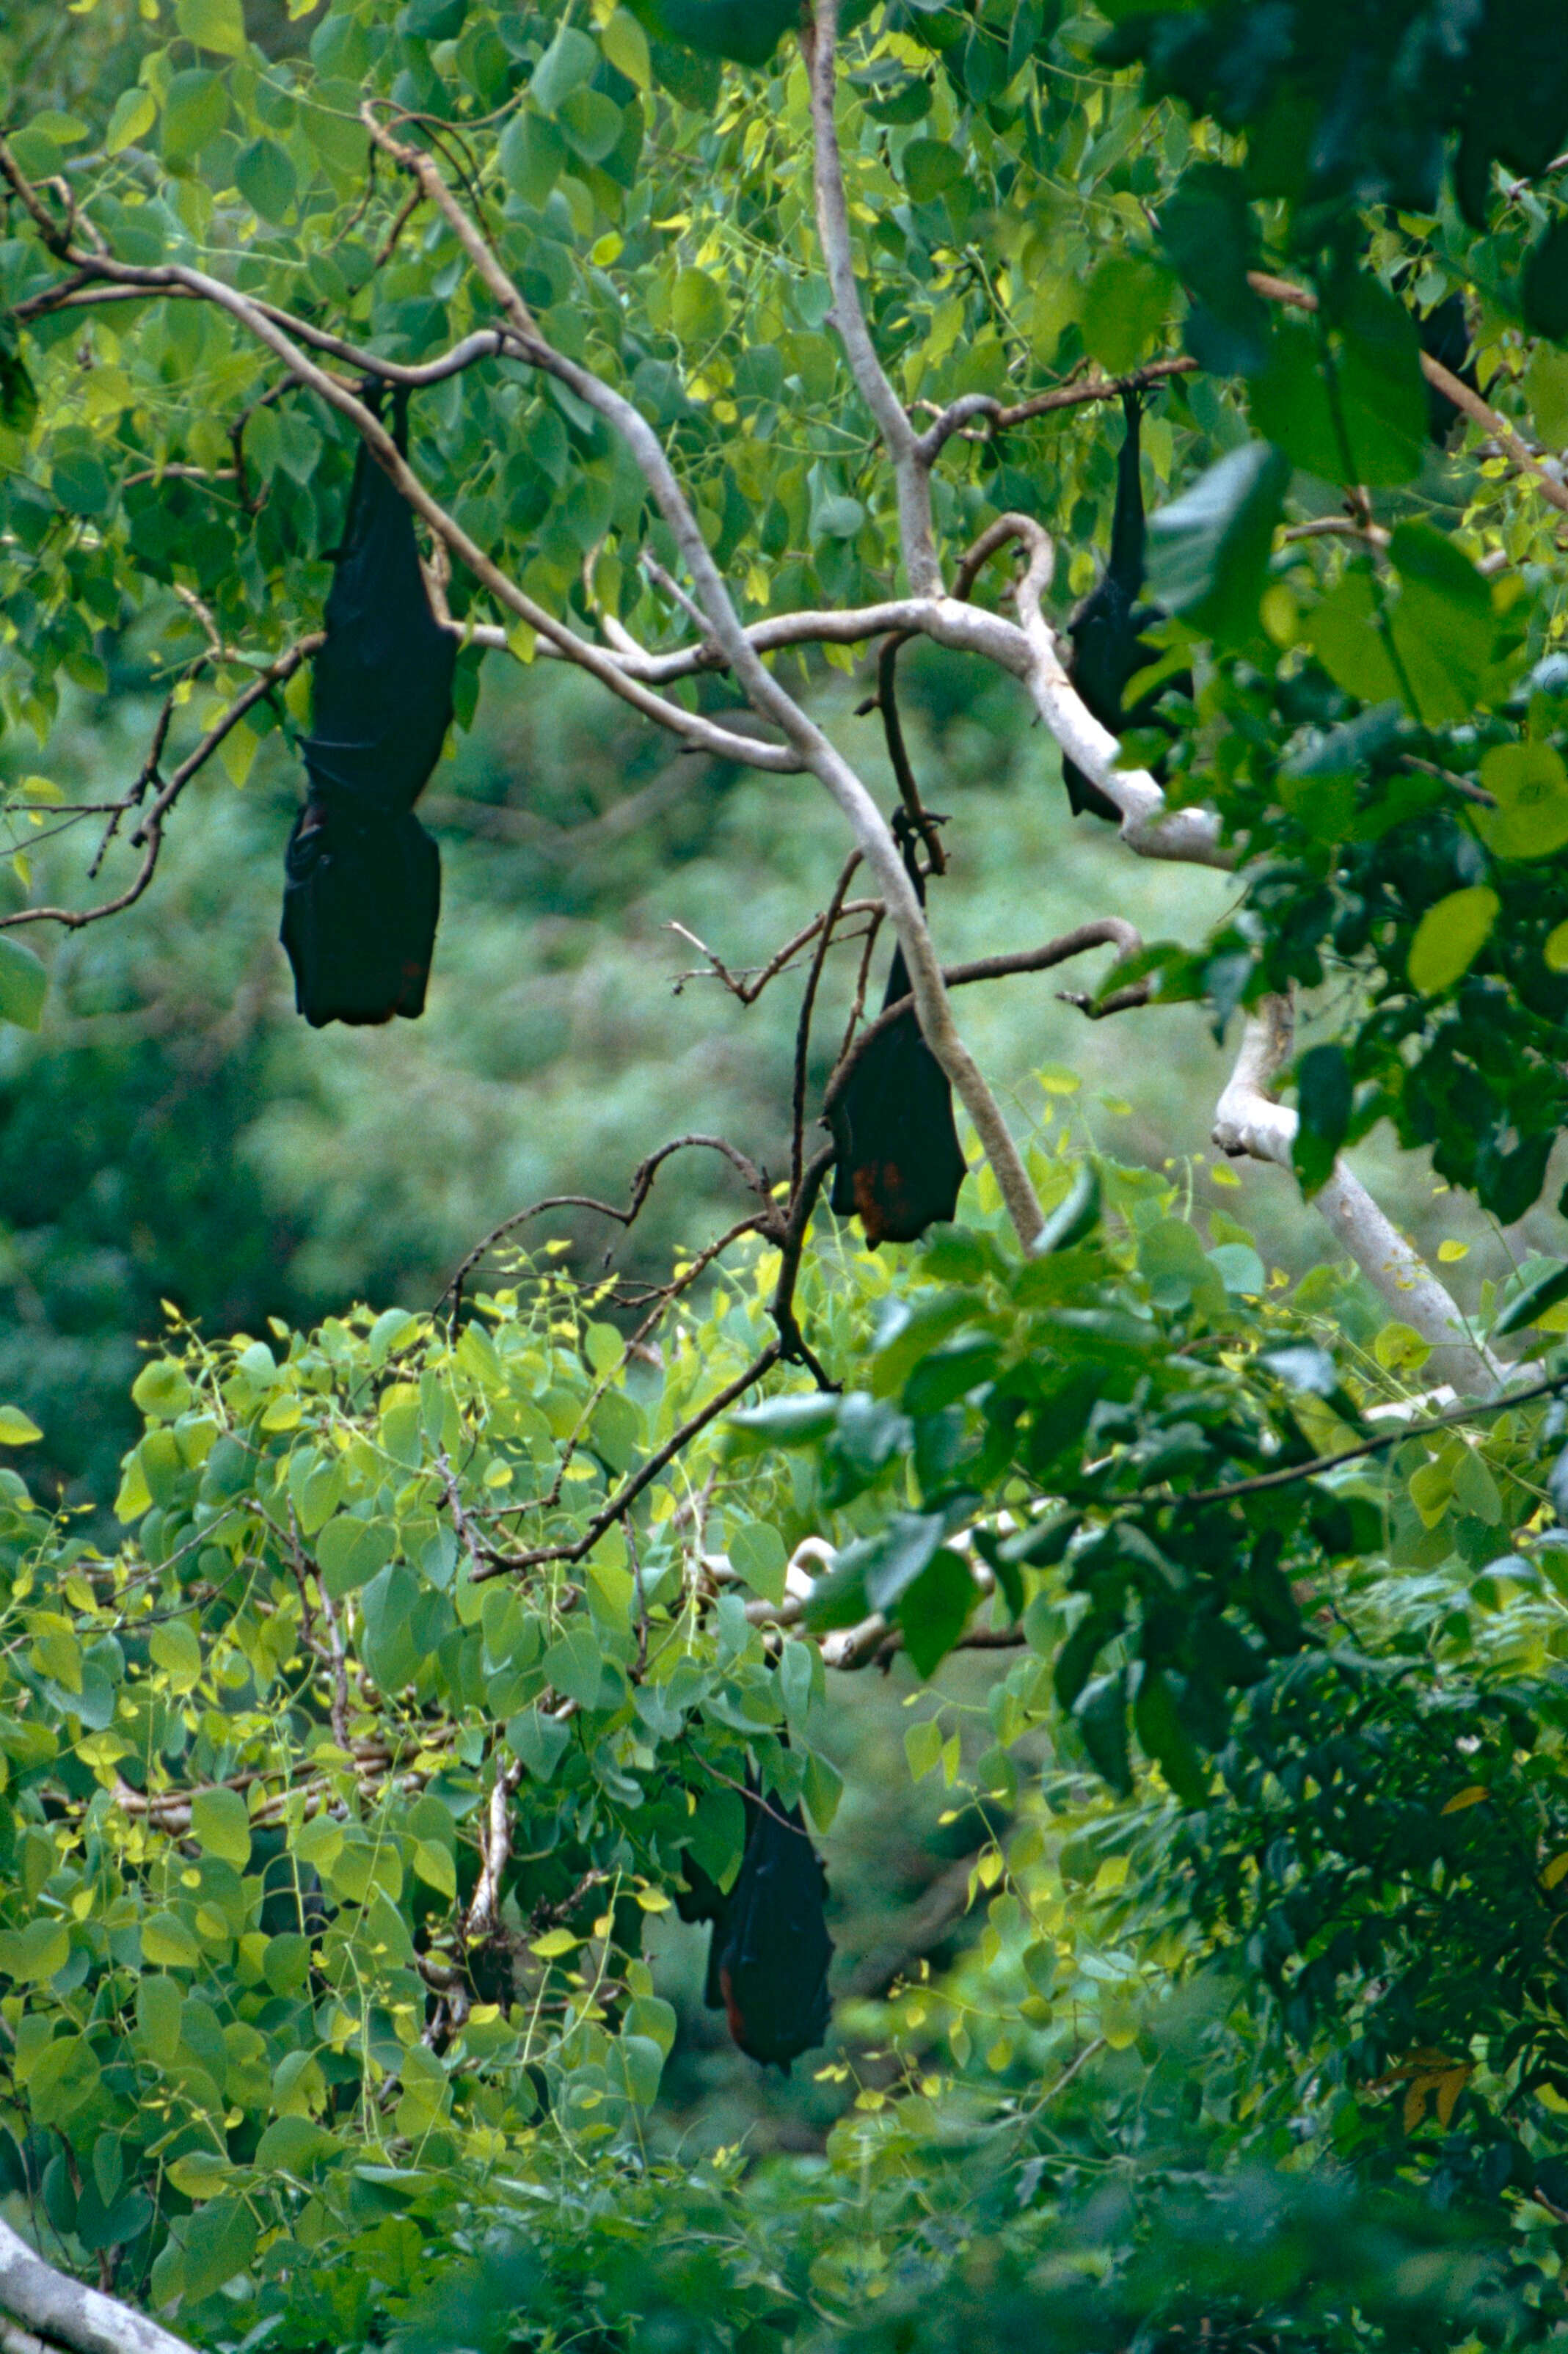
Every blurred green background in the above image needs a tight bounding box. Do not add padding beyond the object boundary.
[1,630,1548,1510]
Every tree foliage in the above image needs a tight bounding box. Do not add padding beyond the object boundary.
[2,0,1568,2347]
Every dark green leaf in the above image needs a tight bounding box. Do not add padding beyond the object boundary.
[897,1546,977,1677]
[1493,1260,1568,1337]
[1075,1669,1132,1796]
[1524,218,1568,344]
[627,0,797,68]
[1147,441,1288,648]
[1292,1043,1351,1197]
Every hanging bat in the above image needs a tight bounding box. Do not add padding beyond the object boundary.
[280,382,454,1027]
[1060,385,1160,823]
[825,816,966,1247]
[676,1789,834,2073]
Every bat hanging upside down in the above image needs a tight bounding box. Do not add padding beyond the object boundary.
[675,1788,834,2072]
[280,381,454,1027]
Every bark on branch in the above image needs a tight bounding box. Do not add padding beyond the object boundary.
[1212,998,1503,1396]
[0,2220,196,2354]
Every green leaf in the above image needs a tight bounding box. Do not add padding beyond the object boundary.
[412,1839,456,1898]
[180,2196,258,2303]
[191,1785,252,1868]
[1494,1260,1568,1338]
[51,449,110,519]
[1526,345,1568,448]
[316,1512,395,1600]
[175,0,247,54]
[905,1716,944,1780]
[1075,1669,1132,1797]
[1250,278,1426,487]
[541,1623,605,1709]
[729,1520,787,1603]
[1146,442,1288,648]
[104,86,158,155]
[627,0,798,68]
[254,2116,338,2174]
[0,1405,42,1445]
[726,1392,839,1452]
[0,318,38,433]
[1385,522,1496,726]
[404,0,467,31]
[1080,254,1175,375]
[262,1933,310,1995]
[132,1358,192,1419]
[1309,571,1404,708]
[235,136,298,224]
[1407,886,1499,995]
[610,2030,665,2105]
[507,1704,573,1781]
[1134,1666,1208,1804]
[136,1972,184,2060]
[602,9,652,87]
[901,138,963,202]
[149,1619,203,1688]
[686,1785,746,1885]
[161,68,229,163]
[671,267,728,346]
[0,1918,70,1982]
[1524,217,1568,344]
[1473,743,1568,861]
[897,1546,975,1677]
[141,1911,202,1969]
[1292,1043,1351,1198]
[500,111,566,205]
[28,2033,101,2126]
[530,24,600,112]
[560,90,624,165]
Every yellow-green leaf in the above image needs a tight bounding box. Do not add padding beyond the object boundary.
[175,0,246,54]
[0,1405,41,1445]
[1475,743,1568,861]
[105,87,157,154]
[1441,1784,1489,1815]
[530,1927,578,1959]
[1407,886,1499,994]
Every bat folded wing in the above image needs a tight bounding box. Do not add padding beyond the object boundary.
[280,801,441,1027]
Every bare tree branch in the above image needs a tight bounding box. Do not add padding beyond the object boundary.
[1212,998,1503,1396]
[824,920,1145,1102]
[1247,267,1568,521]
[0,2218,197,2354]
[803,0,940,594]
[0,638,319,931]
[364,109,1050,1253]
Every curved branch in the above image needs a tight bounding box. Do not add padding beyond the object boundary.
[1212,999,1503,1396]
[998,512,1228,865]
[824,920,1144,1103]
[803,0,939,594]
[916,354,1200,464]
[0,136,797,777]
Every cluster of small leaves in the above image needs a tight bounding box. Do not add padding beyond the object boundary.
[1120,528,1568,1214]
[0,1244,859,2330]
[736,1148,1568,1801]
[1101,0,1568,324]
[1176,1628,1568,2220]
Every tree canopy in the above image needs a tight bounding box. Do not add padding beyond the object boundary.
[2,0,1568,2348]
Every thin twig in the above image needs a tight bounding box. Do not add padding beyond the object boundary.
[1171,1369,1568,1509]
